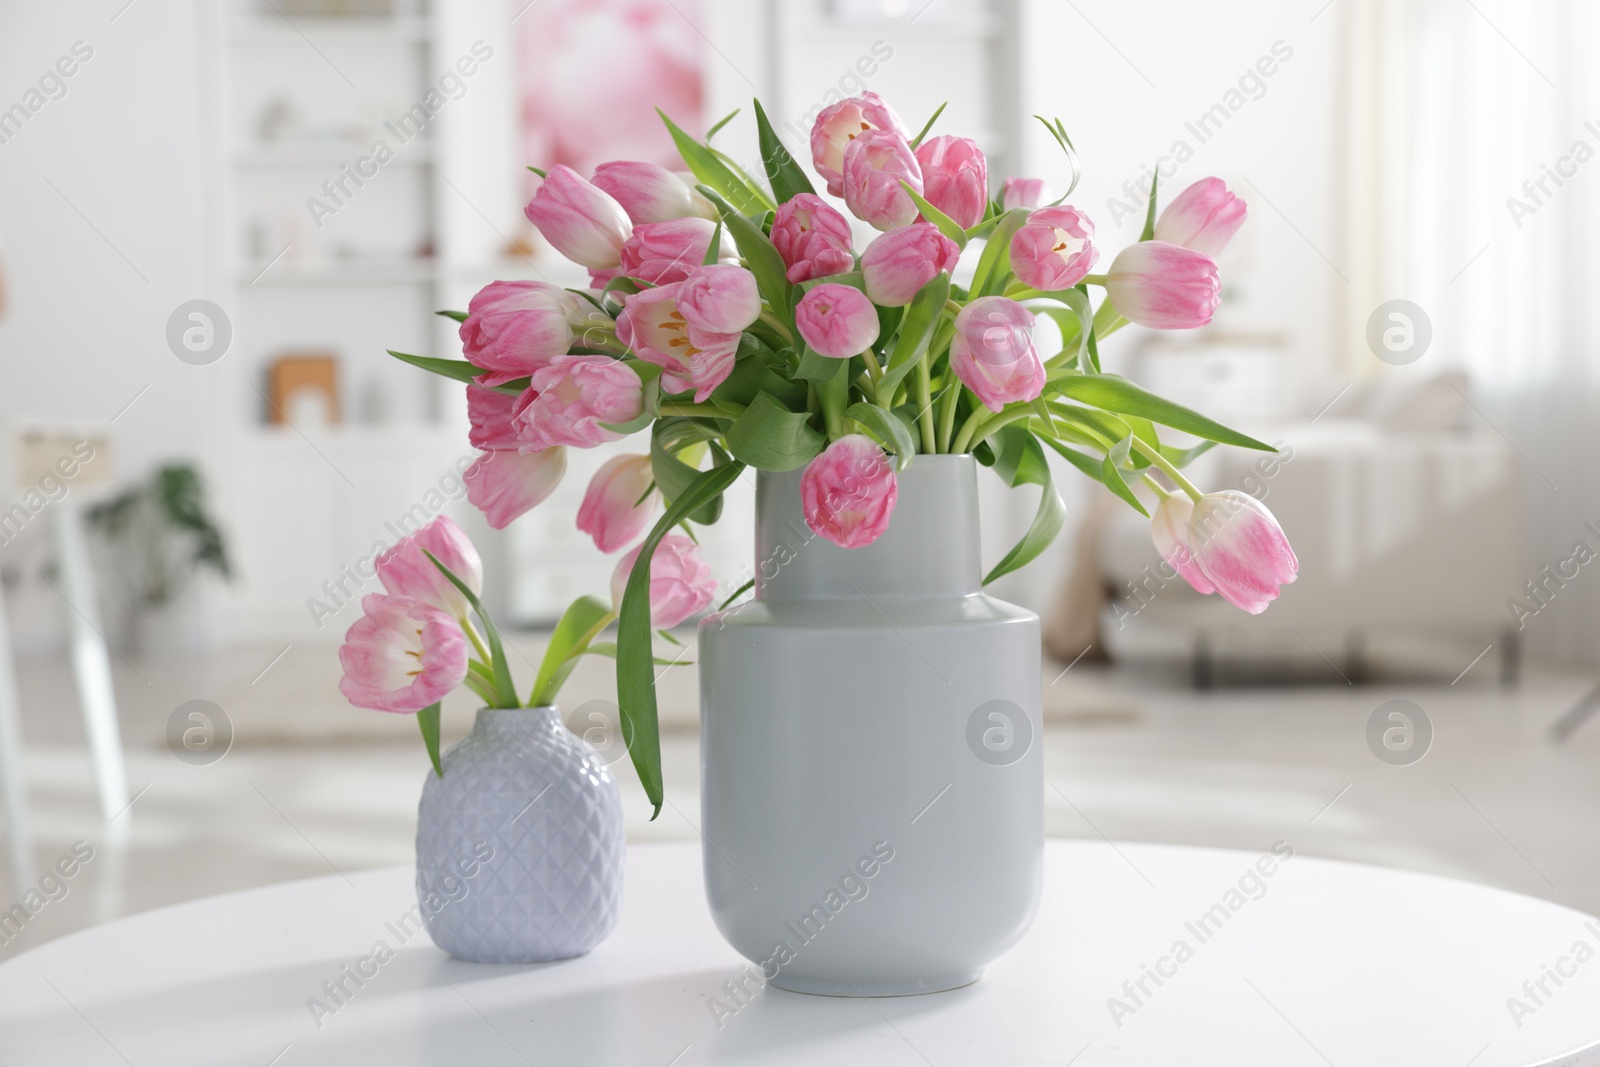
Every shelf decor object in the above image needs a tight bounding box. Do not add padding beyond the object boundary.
[386,93,1296,992]
[335,514,683,963]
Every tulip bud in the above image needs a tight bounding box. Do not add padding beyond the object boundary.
[914,135,988,229]
[591,160,718,225]
[375,516,484,619]
[795,283,880,359]
[950,296,1045,412]
[523,165,632,270]
[809,91,909,197]
[611,532,717,628]
[770,194,856,283]
[677,263,761,334]
[1001,177,1049,211]
[1009,206,1098,292]
[578,454,659,553]
[1154,177,1247,258]
[617,282,742,402]
[1185,490,1298,614]
[619,217,730,286]
[339,594,469,713]
[800,435,898,548]
[464,447,566,530]
[842,129,924,232]
[458,281,578,386]
[860,222,959,307]
[510,355,644,451]
[1104,241,1221,329]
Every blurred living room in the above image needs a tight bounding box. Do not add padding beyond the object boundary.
[1,0,1598,1063]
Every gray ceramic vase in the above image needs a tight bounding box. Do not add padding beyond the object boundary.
[699,455,1044,996]
[414,706,624,964]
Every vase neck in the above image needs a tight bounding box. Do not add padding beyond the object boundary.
[754,455,983,602]
[472,706,560,738]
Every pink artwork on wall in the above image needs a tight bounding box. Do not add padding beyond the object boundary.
[517,0,706,178]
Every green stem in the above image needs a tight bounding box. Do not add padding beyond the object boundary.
[914,359,937,453]
[1082,273,1108,285]
[758,307,794,344]
[1142,473,1172,499]
[820,369,847,441]
[1127,437,1204,502]
[950,404,991,454]
[460,616,492,665]
[963,406,1039,452]
[936,382,960,453]
[860,348,881,381]
[659,401,740,418]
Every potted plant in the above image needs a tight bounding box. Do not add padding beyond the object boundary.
[85,463,232,653]
[384,95,1297,992]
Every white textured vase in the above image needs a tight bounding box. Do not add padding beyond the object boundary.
[698,455,1043,995]
[414,706,624,964]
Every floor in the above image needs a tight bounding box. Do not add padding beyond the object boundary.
[2,636,1599,964]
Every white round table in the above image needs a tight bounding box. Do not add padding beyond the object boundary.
[5,841,1598,1066]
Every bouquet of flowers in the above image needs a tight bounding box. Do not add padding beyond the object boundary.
[373,93,1298,814]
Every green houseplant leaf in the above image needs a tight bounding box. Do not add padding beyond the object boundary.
[899,180,968,249]
[530,595,615,708]
[424,551,518,708]
[726,391,826,470]
[651,419,730,526]
[618,461,747,816]
[417,703,443,777]
[983,427,1067,584]
[845,401,916,468]
[659,109,770,215]
[1052,374,1275,451]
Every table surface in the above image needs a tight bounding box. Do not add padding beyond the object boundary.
[5,841,1599,1067]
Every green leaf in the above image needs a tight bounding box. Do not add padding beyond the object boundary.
[530,595,615,707]
[651,419,729,525]
[878,272,950,399]
[717,577,755,611]
[1161,438,1219,468]
[1140,170,1159,242]
[435,309,469,324]
[705,107,740,140]
[423,551,518,708]
[1037,433,1150,517]
[1032,116,1081,199]
[717,349,809,409]
[583,641,688,666]
[702,189,796,334]
[726,391,826,471]
[754,98,817,204]
[704,221,724,266]
[909,101,947,149]
[795,346,846,383]
[1029,287,1095,371]
[1052,374,1275,451]
[969,209,1028,298]
[659,109,770,215]
[388,350,481,385]
[983,428,1068,584]
[618,461,747,816]
[899,180,968,249]
[1102,434,1143,508]
[418,703,443,777]
[845,401,916,468]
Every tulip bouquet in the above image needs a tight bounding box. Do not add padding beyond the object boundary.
[382,93,1297,813]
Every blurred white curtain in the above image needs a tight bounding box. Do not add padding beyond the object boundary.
[1345,0,1600,663]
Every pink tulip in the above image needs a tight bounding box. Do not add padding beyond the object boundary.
[375,515,483,619]
[1185,491,1298,614]
[914,135,988,229]
[950,296,1045,412]
[809,91,909,197]
[339,594,469,713]
[511,355,643,452]
[1009,206,1098,292]
[610,532,717,628]
[578,453,659,554]
[842,129,923,232]
[620,217,729,286]
[591,160,717,225]
[1149,494,1215,595]
[770,194,856,283]
[795,283,880,359]
[466,385,520,451]
[1001,178,1049,211]
[617,283,741,402]
[1154,177,1247,258]
[523,165,633,271]
[677,263,761,334]
[1104,240,1221,329]
[860,222,960,307]
[464,447,566,530]
[800,435,897,549]
[458,281,577,387]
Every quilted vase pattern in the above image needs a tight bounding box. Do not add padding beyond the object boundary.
[415,706,624,963]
